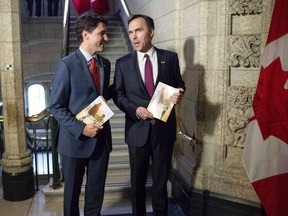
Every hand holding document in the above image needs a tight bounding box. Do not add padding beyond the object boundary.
[76,96,114,125]
[147,82,179,122]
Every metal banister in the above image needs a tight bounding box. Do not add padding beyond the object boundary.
[62,0,70,57]
[0,108,61,190]
[178,131,196,145]
[25,109,62,190]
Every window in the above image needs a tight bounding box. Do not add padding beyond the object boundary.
[27,84,46,115]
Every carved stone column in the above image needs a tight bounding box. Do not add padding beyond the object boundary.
[0,0,35,201]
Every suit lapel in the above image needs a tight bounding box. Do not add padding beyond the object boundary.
[130,51,147,91]
[101,57,107,82]
[98,55,108,94]
[155,48,166,86]
[76,49,99,94]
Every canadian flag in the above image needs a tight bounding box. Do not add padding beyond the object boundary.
[73,0,109,15]
[242,0,288,215]
[72,0,90,15]
[91,0,110,15]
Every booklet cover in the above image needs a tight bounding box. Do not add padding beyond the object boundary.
[76,96,114,125]
[147,82,179,122]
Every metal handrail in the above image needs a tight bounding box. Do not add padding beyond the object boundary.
[120,0,131,17]
[26,108,51,122]
[178,131,196,145]
[62,0,70,57]
[0,108,61,190]
[27,111,51,190]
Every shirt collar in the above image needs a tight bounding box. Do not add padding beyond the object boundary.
[79,47,98,62]
[137,47,156,61]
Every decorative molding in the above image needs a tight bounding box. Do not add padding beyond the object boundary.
[228,34,261,68]
[229,0,263,15]
[225,86,255,148]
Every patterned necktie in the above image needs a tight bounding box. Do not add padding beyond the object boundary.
[144,54,156,125]
[90,56,100,95]
[144,54,154,96]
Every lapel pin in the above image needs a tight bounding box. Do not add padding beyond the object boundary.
[161,61,165,64]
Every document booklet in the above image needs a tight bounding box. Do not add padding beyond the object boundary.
[147,82,179,122]
[76,96,114,125]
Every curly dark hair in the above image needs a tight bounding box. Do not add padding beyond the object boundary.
[75,13,108,42]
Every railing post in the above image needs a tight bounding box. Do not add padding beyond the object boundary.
[50,115,62,189]
[62,0,70,57]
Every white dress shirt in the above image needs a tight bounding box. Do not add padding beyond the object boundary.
[137,47,158,85]
[79,47,104,94]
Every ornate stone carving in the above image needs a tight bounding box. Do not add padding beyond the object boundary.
[228,34,261,68]
[230,0,263,15]
[225,86,255,148]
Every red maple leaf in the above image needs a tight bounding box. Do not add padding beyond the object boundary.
[252,57,288,143]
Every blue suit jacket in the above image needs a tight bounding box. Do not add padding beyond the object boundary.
[49,49,112,158]
[113,47,185,147]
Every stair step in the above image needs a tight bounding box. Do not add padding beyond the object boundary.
[109,145,129,161]
[110,114,125,125]
[106,163,131,184]
[110,143,128,154]
[69,24,123,30]
[108,102,122,110]
[69,34,126,42]
[69,16,121,24]
[68,40,126,49]
[111,127,124,132]
[111,129,124,134]
[110,123,125,129]
[42,179,153,203]
[68,45,127,52]
[110,109,124,115]
[112,138,125,145]
[109,154,128,163]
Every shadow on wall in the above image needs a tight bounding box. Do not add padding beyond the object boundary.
[179,37,221,139]
[176,37,221,181]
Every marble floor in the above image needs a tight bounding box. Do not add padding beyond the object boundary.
[0,163,135,216]
[0,165,184,216]
[0,185,183,216]
[0,185,138,216]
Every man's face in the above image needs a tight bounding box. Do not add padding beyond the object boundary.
[128,17,154,53]
[83,22,108,55]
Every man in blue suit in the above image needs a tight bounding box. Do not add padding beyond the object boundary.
[113,14,185,216]
[49,14,112,216]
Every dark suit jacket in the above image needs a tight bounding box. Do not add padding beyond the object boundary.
[113,47,185,147]
[49,49,112,158]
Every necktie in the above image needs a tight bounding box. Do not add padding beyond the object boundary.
[144,54,156,125]
[90,57,101,95]
[144,54,154,96]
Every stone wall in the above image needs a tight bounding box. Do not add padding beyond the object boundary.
[125,0,274,204]
[21,17,62,82]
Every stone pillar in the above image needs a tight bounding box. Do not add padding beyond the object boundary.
[0,0,35,201]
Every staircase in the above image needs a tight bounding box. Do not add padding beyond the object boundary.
[97,16,131,200]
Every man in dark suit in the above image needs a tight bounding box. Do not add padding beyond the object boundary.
[49,14,112,216]
[113,14,185,216]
